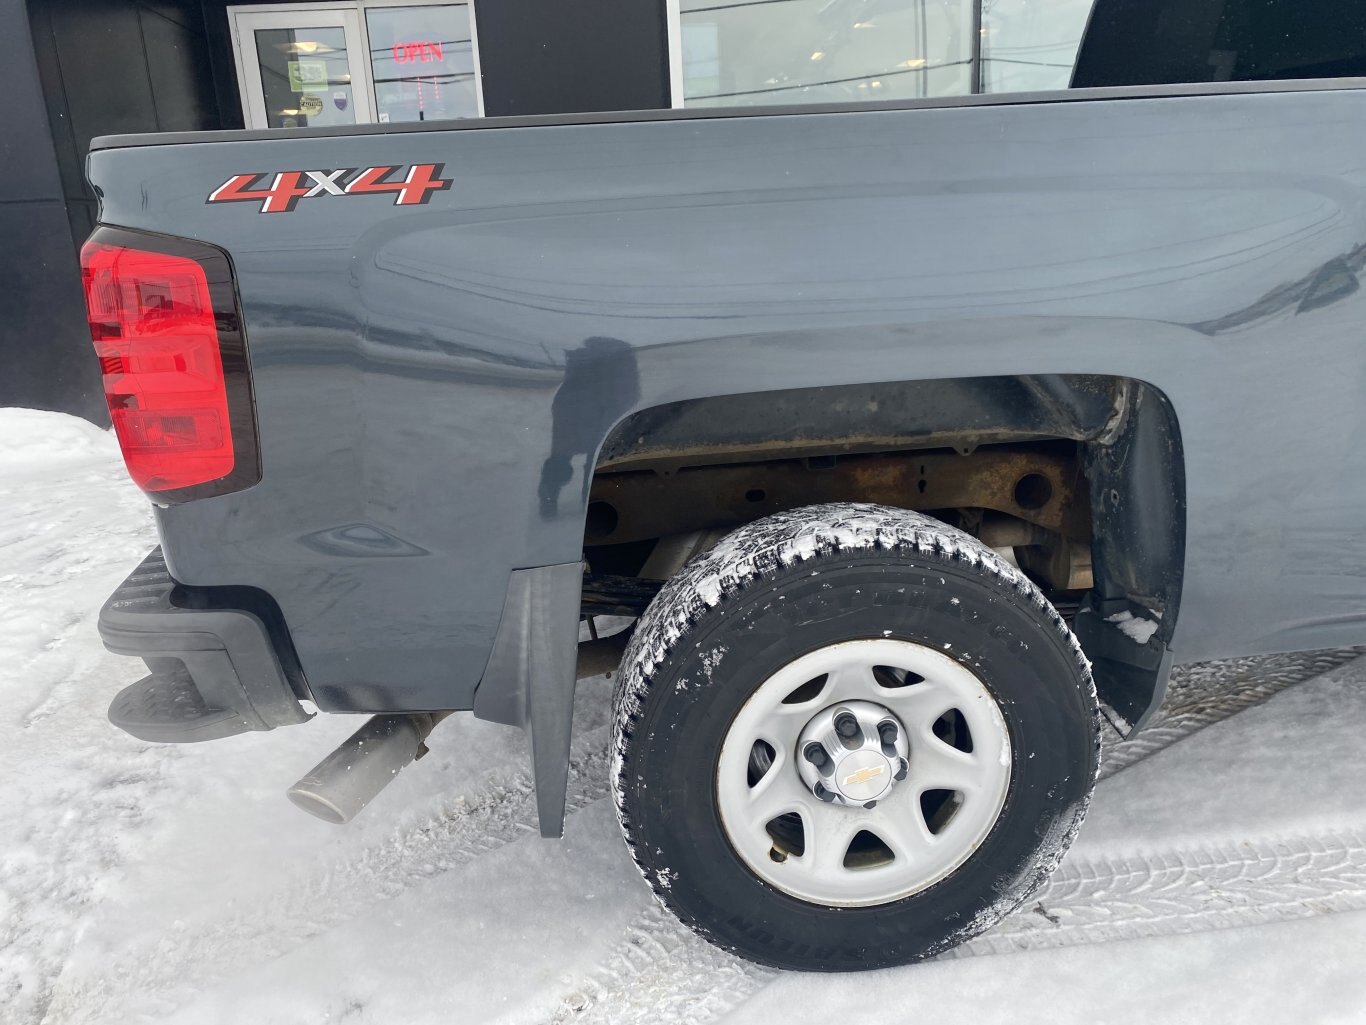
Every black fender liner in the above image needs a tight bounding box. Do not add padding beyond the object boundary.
[1075,381,1186,733]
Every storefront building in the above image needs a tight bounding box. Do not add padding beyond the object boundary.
[3,0,1347,418]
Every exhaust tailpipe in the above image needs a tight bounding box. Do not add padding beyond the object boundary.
[287,712,444,824]
[287,630,632,825]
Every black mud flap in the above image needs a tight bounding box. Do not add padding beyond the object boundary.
[471,563,583,838]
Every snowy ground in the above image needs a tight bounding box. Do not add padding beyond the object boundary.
[3,406,1366,1025]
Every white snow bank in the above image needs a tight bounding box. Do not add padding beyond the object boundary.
[0,407,118,475]
[0,408,156,1025]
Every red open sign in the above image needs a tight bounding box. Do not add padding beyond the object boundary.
[392,40,444,63]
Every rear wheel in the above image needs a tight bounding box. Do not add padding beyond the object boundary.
[611,503,1098,971]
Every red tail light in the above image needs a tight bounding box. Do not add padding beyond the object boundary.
[80,228,259,499]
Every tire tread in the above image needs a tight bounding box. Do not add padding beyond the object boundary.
[610,502,1099,966]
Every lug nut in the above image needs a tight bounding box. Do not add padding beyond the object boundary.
[804,743,828,768]
[878,721,900,755]
[894,756,909,781]
[813,781,837,803]
[835,712,860,739]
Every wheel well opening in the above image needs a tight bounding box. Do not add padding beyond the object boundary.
[580,373,1185,731]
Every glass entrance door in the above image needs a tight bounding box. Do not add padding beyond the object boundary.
[232,9,375,129]
[229,3,483,129]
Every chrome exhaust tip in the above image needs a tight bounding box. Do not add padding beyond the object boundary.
[287,712,442,824]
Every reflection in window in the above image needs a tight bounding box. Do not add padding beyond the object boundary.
[981,0,1093,93]
[679,0,974,107]
[254,27,358,129]
[676,0,1366,106]
[367,4,478,122]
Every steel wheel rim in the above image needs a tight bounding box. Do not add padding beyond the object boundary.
[716,638,1012,907]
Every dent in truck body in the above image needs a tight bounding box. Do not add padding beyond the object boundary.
[87,84,1366,745]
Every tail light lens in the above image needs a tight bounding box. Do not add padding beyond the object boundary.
[80,227,259,500]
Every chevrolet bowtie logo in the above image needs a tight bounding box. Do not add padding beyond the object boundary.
[843,764,886,786]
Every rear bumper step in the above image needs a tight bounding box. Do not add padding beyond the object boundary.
[99,548,311,742]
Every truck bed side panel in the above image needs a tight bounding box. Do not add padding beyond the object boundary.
[88,89,1366,711]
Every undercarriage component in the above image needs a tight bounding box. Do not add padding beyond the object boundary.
[637,528,730,581]
[974,513,1094,591]
[587,445,1084,546]
[581,573,664,618]
[575,628,634,678]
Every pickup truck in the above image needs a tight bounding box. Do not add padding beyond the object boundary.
[80,5,1366,971]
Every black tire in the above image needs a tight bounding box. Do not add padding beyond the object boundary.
[611,503,1099,971]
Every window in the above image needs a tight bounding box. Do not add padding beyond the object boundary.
[675,0,975,108]
[251,25,363,129]
[671,0,1366,109]
[980,0,1093,94]
[229,2,483,131]
[366,5,479,122]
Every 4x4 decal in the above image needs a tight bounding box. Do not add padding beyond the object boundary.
[207,163,450,214]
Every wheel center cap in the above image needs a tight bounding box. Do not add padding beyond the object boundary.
[796,699,910,808]
[835,750,894,802]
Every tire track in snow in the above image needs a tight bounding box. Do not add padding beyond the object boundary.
[550,905,769,1025]
[44,730,616,1025]
[951,829,1366,957]
[559,830,1366,1025]
[548,649,1365,1025]
[1097,648,1364,779]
